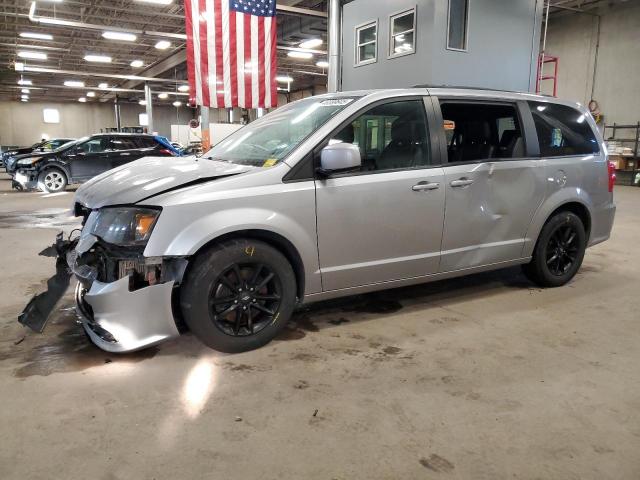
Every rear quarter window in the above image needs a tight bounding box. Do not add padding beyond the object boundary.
[529,101,599,157]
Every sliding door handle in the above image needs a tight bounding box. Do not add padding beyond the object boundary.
[450,178,474,187]
[412,182,440,191]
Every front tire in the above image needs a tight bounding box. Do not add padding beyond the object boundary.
[180,239,297,353]
[523,211,586,287]
[38,168,68,193]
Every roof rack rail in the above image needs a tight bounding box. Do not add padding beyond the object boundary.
[412,84,525,93]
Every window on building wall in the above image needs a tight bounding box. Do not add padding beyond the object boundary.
[389,8,416,58]
[355,21,377,66]
[42,108,60,124]
[447,0,469,51]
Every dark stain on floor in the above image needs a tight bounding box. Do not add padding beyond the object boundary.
[4,319,157,378]
[419,454,455,473]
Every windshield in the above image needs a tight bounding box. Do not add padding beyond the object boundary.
[203,96,358,167]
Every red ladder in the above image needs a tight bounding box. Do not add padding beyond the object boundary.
[536,54,559,97]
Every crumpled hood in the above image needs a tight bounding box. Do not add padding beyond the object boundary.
[75,155,254,209]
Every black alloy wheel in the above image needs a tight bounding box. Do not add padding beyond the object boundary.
[209,262,282,337]
[181,239,297,352]
[545,224,579,276]
[522,211,586,287]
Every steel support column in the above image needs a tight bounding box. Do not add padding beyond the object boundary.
[144,82,154,133]
[327,0,341,93]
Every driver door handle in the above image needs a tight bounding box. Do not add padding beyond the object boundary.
[412,182,440,191]
[450,178,474,187]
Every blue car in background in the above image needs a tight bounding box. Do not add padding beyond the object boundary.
[11,133,181,193]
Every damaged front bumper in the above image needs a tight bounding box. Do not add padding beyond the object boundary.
[13,169,38,190]
[70,236,185,353]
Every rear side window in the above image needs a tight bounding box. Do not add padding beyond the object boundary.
[136,137,158,149]
[439,101,525,163]
[529,102,599,157]
[109,137,139,151]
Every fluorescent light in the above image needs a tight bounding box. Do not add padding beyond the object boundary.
[316,60,329,68]
[18,51,47,60]
[299,38,322,49]
[21,88,30,94]
[130,59,144,68]
[98,82,109,89]
[78,97,87,103]
[276,75,293,82]
[102,31,137,42]
[21,95,29,100]
[177,85,189,92]
[43,108,60,123]
[139,113,149,126]
[64,80,85,87]
[158,93,168,99]
[287,51,313,59]
[172,101,181,107]
[136,0,173,4]
[139,100,147,106]
[18,79,32,85]
[84,54,112,63]
[155,40,171,50]
[21,98,28,102]
[14,62,25,71]
[20,32,53,41]
[86,91,96,97]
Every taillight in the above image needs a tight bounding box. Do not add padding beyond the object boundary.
[607,161,616,192]
[159,148,176,156]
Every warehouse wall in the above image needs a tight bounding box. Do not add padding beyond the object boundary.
[0,101,194,146]
[543,2,640,125]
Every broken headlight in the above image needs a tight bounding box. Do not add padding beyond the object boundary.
[90,207,161,246]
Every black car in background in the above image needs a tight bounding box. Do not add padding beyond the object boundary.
[2,138,74,169]
[11,133,180,192]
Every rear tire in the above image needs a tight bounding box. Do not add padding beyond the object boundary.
[522,211,586,287]
[38,168,68,193]
[180,239,297,353]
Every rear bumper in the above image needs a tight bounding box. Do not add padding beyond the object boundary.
[588,202,616,247]
[77,276,180,353]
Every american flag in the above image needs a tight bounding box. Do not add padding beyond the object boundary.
[185,0,278,109]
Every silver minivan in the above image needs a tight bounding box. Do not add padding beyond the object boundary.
[64,88,616,353]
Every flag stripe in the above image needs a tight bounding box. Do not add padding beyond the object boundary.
[229,9,238,107]
[244,14,253,109]
[264,16,271,108]
[251,15,259,109]
[214,0,224,107]
[236,12,245,108]
[205,0,216,107]
[257,17,265,108]
[221,0,232,107]
[270,15,277,107]
[184,0,196,104]
[198,0,211,108]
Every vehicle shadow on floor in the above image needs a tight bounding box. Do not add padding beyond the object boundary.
[277,266,535,341]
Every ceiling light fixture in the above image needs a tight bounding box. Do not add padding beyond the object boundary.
[276,75,293,83]
[316,60,329,68]
[102,31,137,41]
[139,100,147,106]
[20,32,53,41]
[287,51,313,59]
[21,95,29,100]
[158,93,168,99]
[84,54,112,63]
[86,91,96,97]
[18,79,32,86]
[64,80,85,87]
[98,82,109,89]
[299,38,322,49]
[18,51,47,60]
[78,97,87,103]
[14,62,25,71]
[172,101,181,107]
[155,40,171,50]
[21,88,30,94]
[130,59,144,68]
[21,98,28,102]
[177,85,189,92]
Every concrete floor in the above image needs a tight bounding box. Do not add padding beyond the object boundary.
[0,172,638,479]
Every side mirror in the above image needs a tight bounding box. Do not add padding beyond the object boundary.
[318,142,361,176]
